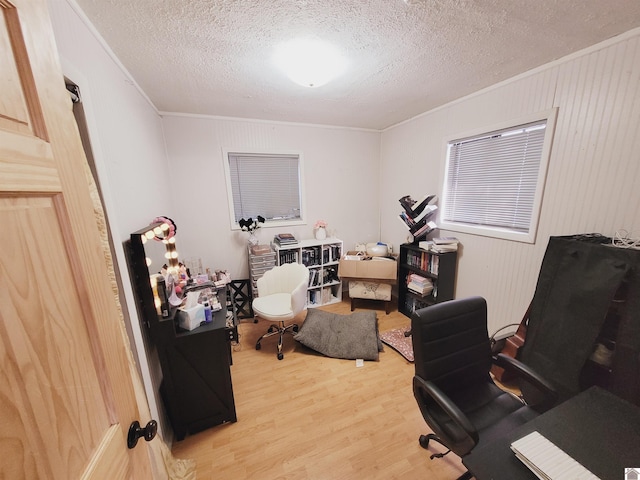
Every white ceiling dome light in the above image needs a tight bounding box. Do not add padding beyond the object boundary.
[274,39,347,88]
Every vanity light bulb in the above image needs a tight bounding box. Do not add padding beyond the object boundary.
[165,252,171,259]
[146,257,152,267]
[161,223,170,231]
[171,251,178,259]
[145,230,155,239]
[141,235,148,244]
[168,237,176,244]
[162,239,168,244]
[153,227,163,236]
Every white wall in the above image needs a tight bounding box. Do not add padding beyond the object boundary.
[380,28,640,335]
[47,0,174,437]
[161,115,381,280]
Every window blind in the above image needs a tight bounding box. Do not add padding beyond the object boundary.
[228,153,301,223]
[443,121,547,233]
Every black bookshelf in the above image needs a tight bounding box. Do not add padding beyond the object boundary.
[397,243,458,317]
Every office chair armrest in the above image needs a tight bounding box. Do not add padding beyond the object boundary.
[413,375,479,447]
[492,353,558,409]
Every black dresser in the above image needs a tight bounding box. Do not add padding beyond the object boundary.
[126,226,237,441]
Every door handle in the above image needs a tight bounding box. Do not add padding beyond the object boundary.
[127,420,158,449]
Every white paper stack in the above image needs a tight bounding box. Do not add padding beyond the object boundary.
[510,431,600,480]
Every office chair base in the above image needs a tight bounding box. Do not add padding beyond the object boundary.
[255,321,299,360]
[419,433,452,459]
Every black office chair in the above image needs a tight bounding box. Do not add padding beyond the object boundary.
[411,296,557,480]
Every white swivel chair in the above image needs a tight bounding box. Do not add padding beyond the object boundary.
[253,262,309,360]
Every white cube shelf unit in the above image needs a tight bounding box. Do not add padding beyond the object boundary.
[272,238,343,307]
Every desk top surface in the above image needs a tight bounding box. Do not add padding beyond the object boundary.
[463,386,640,480]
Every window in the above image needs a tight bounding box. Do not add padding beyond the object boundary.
[441,109,557,243]
[224,151,305,228]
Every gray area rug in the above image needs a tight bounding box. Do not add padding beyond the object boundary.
[294,308,382,361]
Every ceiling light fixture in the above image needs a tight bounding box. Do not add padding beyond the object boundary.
[274,39,347,88]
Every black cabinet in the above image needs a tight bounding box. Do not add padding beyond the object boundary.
[126,225,237,441]
[157,306,237,440]
[397,243,458,317]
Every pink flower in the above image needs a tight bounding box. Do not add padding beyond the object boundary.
[314,220,327,229]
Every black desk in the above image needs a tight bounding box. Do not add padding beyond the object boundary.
[463,387,640,479]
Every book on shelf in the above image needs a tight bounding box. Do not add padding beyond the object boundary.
[433,237,459,245]
[397,212,413,230]
[278,250,299,264]
[308,269,320,287]
[418,240,434,251]
[322,244,342,263]
[413,204,437,222]
[431,244,458,253]
[274,233,298,245]
[301,246,321,266]
[398,205,438,229]
[308,290,318,305]
[407,250,439,274]
[408,214,437,235]
[419,239,459,253]
[321,287,332,304]
[406,273,434,296]
[411,220,438,239]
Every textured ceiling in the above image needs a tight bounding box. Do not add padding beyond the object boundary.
[73,0,640,130]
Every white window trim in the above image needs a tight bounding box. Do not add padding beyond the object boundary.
[222,148,307,231]
[439,108,558,243]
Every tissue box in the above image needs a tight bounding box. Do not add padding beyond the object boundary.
[177,303,205,331]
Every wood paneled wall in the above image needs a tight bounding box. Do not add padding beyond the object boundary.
[381,29,640,335]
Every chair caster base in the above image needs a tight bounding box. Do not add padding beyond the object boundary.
[419,433,451,459]
[277,353,284,360]
[419,434,431,449]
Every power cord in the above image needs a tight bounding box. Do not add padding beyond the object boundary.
[490,323,520,344]
[611,230,640,249]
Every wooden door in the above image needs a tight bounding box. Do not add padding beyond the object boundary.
[0,0,154,478]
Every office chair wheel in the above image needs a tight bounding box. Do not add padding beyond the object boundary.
[277,353,284,360]
[292,324,299,333]
[419,434,431,449]
[255,342,262,351]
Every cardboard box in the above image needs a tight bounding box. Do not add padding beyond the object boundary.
[338,251,397,282]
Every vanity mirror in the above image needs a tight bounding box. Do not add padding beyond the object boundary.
[125,217,238,441]
[128,217,180,320]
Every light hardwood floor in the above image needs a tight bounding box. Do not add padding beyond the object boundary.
[171,296,468,479]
